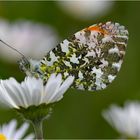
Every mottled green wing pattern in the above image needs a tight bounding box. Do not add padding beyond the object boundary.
[20,21,129,91]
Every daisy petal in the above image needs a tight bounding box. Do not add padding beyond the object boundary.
[13,123,29,139]
[0,73,73,109]
[0,120,34,140]
[51,76,74,103]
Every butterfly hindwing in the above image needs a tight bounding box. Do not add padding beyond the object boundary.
[20,21,129,91]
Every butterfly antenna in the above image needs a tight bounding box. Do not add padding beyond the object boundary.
[0,39,28,60]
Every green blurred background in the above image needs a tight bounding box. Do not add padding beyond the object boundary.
[0,1,139,139]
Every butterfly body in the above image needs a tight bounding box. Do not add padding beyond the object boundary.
[20,21,128,91]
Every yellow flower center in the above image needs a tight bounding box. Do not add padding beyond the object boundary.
[0,134,7,140]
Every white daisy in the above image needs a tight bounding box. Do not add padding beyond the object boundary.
[57,1,114,20]
[0,19,58,62]
[0,119,34,140]
[102,101,140,138]
[0,73,74,109]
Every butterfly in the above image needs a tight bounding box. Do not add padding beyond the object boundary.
[2,21,129,91]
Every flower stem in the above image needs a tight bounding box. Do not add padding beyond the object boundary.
[15,104,54,139]
[32,120,44,139]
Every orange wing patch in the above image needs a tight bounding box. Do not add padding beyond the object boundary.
[87,25,108,35]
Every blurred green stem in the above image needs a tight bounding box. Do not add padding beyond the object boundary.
[32,120,43,139]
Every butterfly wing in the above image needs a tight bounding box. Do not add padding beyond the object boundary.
[20,21,129,91]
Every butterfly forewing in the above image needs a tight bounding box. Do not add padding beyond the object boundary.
[25,22,128,91]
